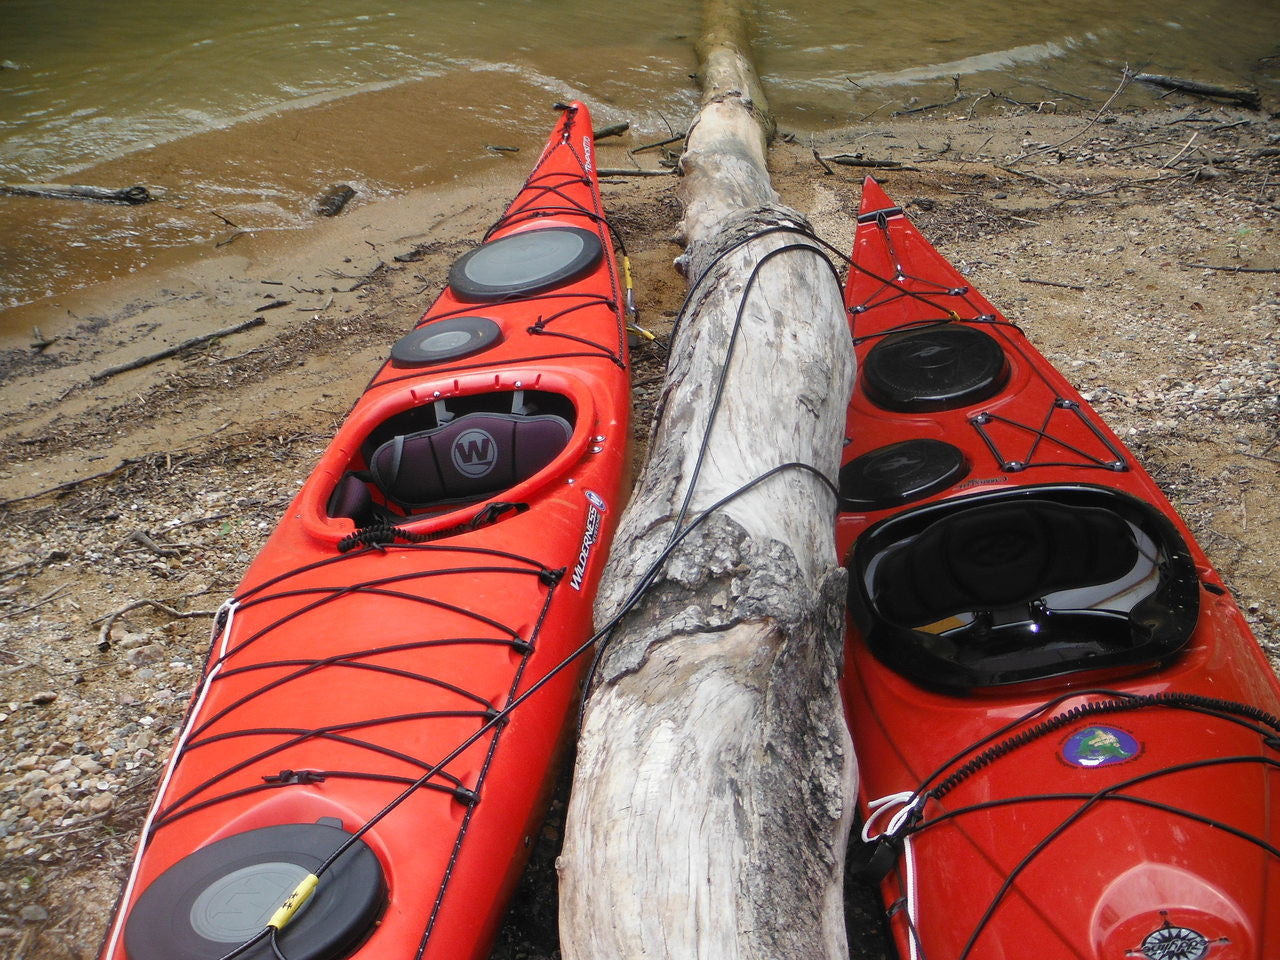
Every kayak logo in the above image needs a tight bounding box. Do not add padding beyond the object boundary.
[1060,725,1142,768]
[570,490,608,591]
[1132,915,1223,960]
[451,428,497,479]
[582,135,593,168]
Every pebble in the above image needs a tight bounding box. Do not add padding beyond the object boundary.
[29,692,57,705]
[19,905,48,923]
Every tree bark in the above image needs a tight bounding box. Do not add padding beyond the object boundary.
[558,2,857,957]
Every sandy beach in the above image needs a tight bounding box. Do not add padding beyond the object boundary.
[1,100,1277,958]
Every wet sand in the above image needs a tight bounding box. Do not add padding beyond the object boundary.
[1,103,1278,958]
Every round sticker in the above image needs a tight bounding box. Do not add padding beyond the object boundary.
[1137,923,1210,960]
[451,428,497,478]
[1061,725,1142,768]
[585,489,607,512]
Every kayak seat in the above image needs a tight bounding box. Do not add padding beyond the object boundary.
[874,499,1138,626]
[364,411,573,512]
[847,485,1201,689]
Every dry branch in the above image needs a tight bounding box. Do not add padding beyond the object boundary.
[90,317,265,382]
[1133,73,1262,110]
[0,182,153,204]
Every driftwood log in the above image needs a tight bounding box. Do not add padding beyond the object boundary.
[558,1,857,957]
[1133,73,1262,111]
[0,182,153,204]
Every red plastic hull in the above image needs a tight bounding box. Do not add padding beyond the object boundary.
[837,178,1280,960]
[100,103,629,960]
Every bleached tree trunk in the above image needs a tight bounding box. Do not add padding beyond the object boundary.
[557,2,857,958]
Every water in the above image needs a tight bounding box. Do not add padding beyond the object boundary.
[2,0,1276,314]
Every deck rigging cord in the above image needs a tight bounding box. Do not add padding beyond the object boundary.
[848,205,1130,473]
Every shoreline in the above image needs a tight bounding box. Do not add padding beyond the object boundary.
[1,103,1277,958]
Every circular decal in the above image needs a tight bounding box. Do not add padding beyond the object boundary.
[1137,923,1210,960]
[190,862,312,941]
[585,489,607,512]
[1061,725,1142,768]
[451,428,498,478]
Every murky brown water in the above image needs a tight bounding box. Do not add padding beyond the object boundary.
[2,0,1276,320]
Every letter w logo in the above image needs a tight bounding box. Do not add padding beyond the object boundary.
[451,428,498,479]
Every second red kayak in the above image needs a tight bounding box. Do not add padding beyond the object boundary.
[836,178,1280,960]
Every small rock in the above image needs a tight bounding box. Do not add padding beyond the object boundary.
[125,644,164,666]
[30,691,57,706]
[19,904,49,923]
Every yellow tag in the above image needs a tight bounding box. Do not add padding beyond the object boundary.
[266,873,319,930]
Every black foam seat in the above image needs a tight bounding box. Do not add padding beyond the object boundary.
[847,486,1200,689]
[366,411,572,511]
[862,325,1008,412]
[874,499,1138,627]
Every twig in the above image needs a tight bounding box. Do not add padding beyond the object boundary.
[997,165,1065,192]
[894,93,966,117]
[964,90,993,120]
[812,149,834,175]
[825,155,918,170]
[0,457,146,508]
[630,134,685,154]
[253,299,291,312]
[1180,263,1280,274]
[97,599,218,645]
[0,585,70,620]
[1162,132,1199,168]
[121,530,185,558]
[1019,277,1085,291]
[91,317,265,382]
[596,168,675,177]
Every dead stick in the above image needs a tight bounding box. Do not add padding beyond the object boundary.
[596,168,675,177]
[1181,263,1280,274]
[593,122,631,140]
[1132,73,1261,110]
[96,599,218,646]
[812,149,834,175]
[631,134,685,154]
[1019,277,1086,291]
[91,317,265,382]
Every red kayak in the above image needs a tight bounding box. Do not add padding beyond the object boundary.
[837,178,1280,960]
[99,102,630,960]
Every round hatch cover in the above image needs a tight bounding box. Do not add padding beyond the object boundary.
[839,439,969,511]
[862,325,1008,412]
[448,226,603,301]
[391,315,502,366]
[124,821,386,960]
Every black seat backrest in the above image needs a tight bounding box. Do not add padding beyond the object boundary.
[874,498,1139,627]
[366,411,572,510]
